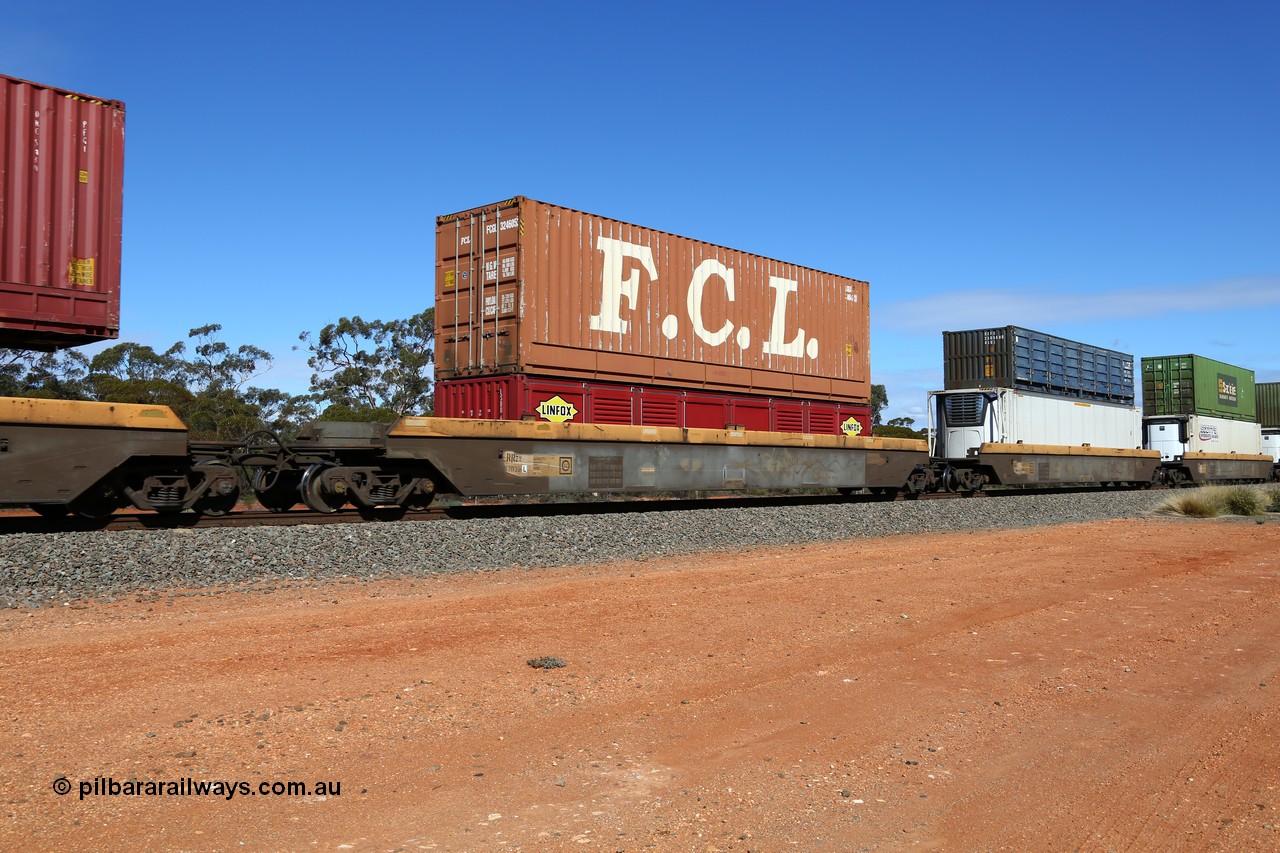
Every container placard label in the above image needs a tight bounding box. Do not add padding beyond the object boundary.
[535,396,578,423]
[68,258,95,287]
[840,416,864,436]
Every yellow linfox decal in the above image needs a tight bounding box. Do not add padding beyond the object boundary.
[536,396,578,423]
[840,416,864,436]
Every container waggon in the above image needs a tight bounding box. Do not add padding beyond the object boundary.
[928,386,1159,491]
[1140,355,1271,485]
[926,327,1158,491]
[0,194,928,518]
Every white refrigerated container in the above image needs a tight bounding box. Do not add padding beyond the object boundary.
[929,387,1143,460]
[1143,415,1264,460]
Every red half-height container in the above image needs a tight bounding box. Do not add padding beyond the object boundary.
[435,374,872,437]
[0,74,124,350]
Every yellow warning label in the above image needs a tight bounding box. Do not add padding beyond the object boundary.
[840,416,864,436]
[443,270,455,290]
[78,170,89,183]
[535,395,578,423]
[844,343,853,357]
[68,258,95,287]
[502,451,574,477]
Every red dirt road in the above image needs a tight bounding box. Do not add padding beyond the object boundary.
[2,517,1278,851]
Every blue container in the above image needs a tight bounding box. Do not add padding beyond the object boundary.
[942,326,1135,403]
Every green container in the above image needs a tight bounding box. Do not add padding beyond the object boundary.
[1258,381,1280,428]
[1141,354,1256,422]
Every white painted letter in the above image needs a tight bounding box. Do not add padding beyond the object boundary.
[762,276,805,357]
[686,259,735,346]
[590,237,658,334]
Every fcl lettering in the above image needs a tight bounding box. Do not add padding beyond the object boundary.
[588,237,821,360]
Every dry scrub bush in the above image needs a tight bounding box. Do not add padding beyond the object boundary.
[1157,485,1268,518]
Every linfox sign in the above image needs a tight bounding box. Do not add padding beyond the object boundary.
[840,416,864,436]
[536,396,578,423]
[587,236,848,361]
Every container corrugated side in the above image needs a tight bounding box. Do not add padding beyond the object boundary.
[942,326,1134,402]
[1141,355,1256,422]
[435,197,870,404]
[1257,381,1280,428]
[0,74,124,350]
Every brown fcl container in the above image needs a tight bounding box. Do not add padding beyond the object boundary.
[435,197,871,404]
[0,74,124,350]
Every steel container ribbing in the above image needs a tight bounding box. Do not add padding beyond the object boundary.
[942,326,1135,403]
[435,197,870,404]
[1141,354,1256,422]
[0,74,124,349]
[435,373,872,435]
[1257,382,1280,428]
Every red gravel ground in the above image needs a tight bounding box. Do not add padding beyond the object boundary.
[2,516,1278,851]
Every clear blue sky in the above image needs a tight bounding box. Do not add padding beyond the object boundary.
[6,1,1278,422]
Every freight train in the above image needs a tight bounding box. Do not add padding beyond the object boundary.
[1,352,1273,520]
[2,316,1274,519]
[0,76,1275,519]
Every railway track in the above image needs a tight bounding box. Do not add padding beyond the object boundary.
[0,489,1002,535]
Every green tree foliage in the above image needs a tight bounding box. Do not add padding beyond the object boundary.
[1,349,91,399]
[870,387,927,439]
[86,341,194,410]
[172,324,284,439]
[876,415,929,440]
[298,308,434,418]
[870,383,888,427]
[0,326,316,440]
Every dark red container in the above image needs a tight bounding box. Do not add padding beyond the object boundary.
[435,374,872,436]
[0,74,124,350]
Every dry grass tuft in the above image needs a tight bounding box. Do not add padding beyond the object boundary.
[1157,485,1270,518]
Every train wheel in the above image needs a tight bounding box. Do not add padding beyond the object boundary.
[195,487,241,517]
[300,463,347,513]
[252,468,301,512]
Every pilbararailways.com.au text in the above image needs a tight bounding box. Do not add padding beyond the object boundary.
[55,776,342,801]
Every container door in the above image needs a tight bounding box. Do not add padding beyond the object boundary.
[436,203,523,377]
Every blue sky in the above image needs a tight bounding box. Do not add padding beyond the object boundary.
[6,1,1277,422]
